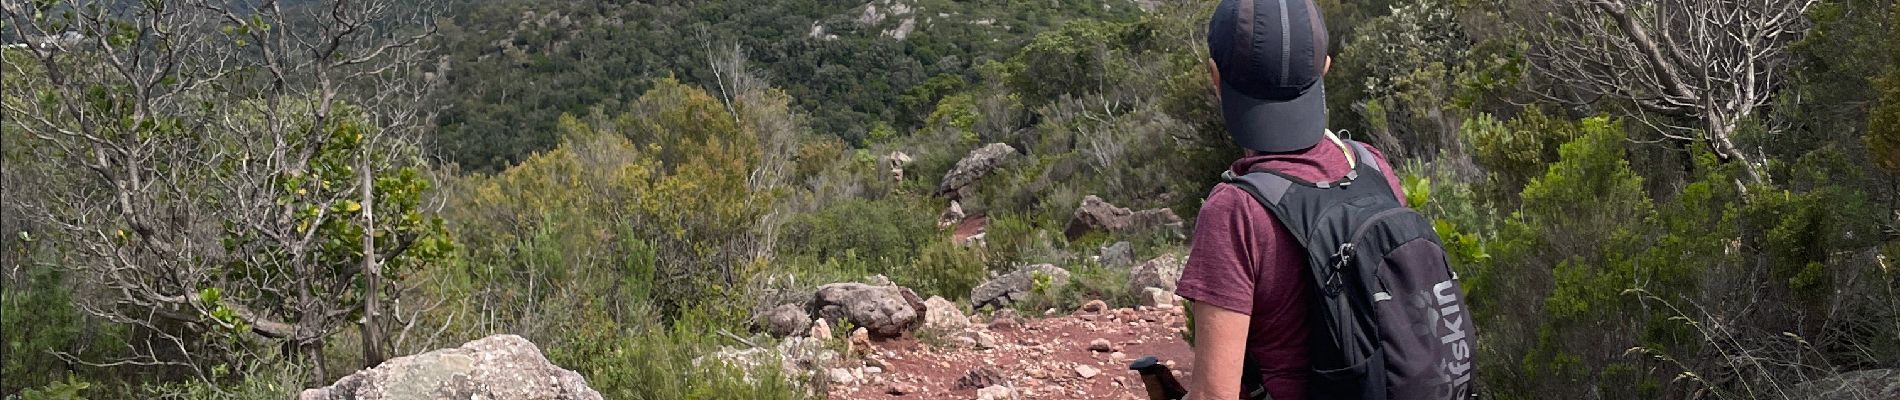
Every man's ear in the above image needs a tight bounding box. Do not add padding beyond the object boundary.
[1207,58,1222,101]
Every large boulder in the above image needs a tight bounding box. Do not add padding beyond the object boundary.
[299,334,601,400]
[1788,369,1900,400]
[1064,195,1183,240]
[756,303,812,338]
[1129,254,1185,293]
[969,264,1071,310]
[810,282,928,338]
[921,295,970,333]
[936,143,1017,200]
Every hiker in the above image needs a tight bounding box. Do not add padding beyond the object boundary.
[1175,0,1475,399]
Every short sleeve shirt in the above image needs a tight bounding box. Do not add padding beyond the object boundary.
[1175,139,1405,400]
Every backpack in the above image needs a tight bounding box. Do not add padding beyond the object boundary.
[1221,140,1477,400]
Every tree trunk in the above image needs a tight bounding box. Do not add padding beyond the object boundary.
[360,159,385,368]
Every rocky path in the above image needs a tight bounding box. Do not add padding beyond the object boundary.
[826,304,1194,400]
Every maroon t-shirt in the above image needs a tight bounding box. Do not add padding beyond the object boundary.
[1176,140,1404,400]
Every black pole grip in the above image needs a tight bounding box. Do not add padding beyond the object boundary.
[1128,356,1188,400]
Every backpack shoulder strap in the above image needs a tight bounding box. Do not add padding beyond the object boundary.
[1218,169,1315,247]
[1219,169,1294,208]
[1346,140,1381,173]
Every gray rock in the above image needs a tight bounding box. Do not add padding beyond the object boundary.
[758,303,812,338]
[921,295,969,333]
[976,385,1014,400]
[936,143,1017,200]
[1788,369,1899,400]
[1141,287,1178,309]
[298,334,601,400]
[810,282,927,338]
[1064,195,1183,240]
[1098,241,1133,268]
[955,367,1006,390]
[809,318,833,340]
[969,264,1071,310]
[701,337,839,385]
[1129,254,1185,293]
[938,200,966,228]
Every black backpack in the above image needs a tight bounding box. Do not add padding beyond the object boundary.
[1222,140,1477,400]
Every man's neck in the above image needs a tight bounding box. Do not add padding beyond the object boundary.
[1242,131,1353,166]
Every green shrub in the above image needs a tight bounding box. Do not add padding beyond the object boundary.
[547,307,806,400]
[897,240,989,300]
[1010,259,1142,313]
[785,198,935,265]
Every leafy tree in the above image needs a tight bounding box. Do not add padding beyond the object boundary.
[2,0,447,383]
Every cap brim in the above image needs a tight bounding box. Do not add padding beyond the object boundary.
[1220,80,1327,153]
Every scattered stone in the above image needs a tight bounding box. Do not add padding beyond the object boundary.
[849,328,873,357]
[989,313,1021,331]
[970,264,1072,310]
[886,382,918,395]
[1099,241,1134,268]
[955,367,1006,390]
[864,366,883,374]
[953,335,979,348]
[758,303,812,338]
[956,330,998,350]
[937,143,1018,200]
[1064,195,1184,240]
[1129,254,1185,293]
[810,318,833,341]
[921,295,969,333]
[1088,338,1116,352]
[975,385,1014,400]
[298,334,602,400]
[811,282,927,338]
[828,367,858,385]
[1075,364,1101,379]
[1078,299,1108,314]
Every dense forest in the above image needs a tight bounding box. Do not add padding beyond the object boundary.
[3,0,1897,399]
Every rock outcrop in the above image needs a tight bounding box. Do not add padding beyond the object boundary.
[810,282,928,338]
[881,151,913,184]
[1064,195,1183,240]
[1129,254,1185,293]
[936,143,1017,200]
[1788,369,1899,400]
[701,336,840,385]
[970,264,1071,310]
[299,334,601,400]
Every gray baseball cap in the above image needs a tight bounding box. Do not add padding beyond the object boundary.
[1208,0,1329,153]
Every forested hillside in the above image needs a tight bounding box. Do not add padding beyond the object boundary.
[427,0,1146,171]
[3,0,1897,399]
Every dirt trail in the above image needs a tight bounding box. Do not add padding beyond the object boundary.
[828,305,1195,399]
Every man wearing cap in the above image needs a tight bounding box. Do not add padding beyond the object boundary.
[1174,0,1407,399]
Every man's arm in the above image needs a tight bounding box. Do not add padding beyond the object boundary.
[1188,301,1249,400]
